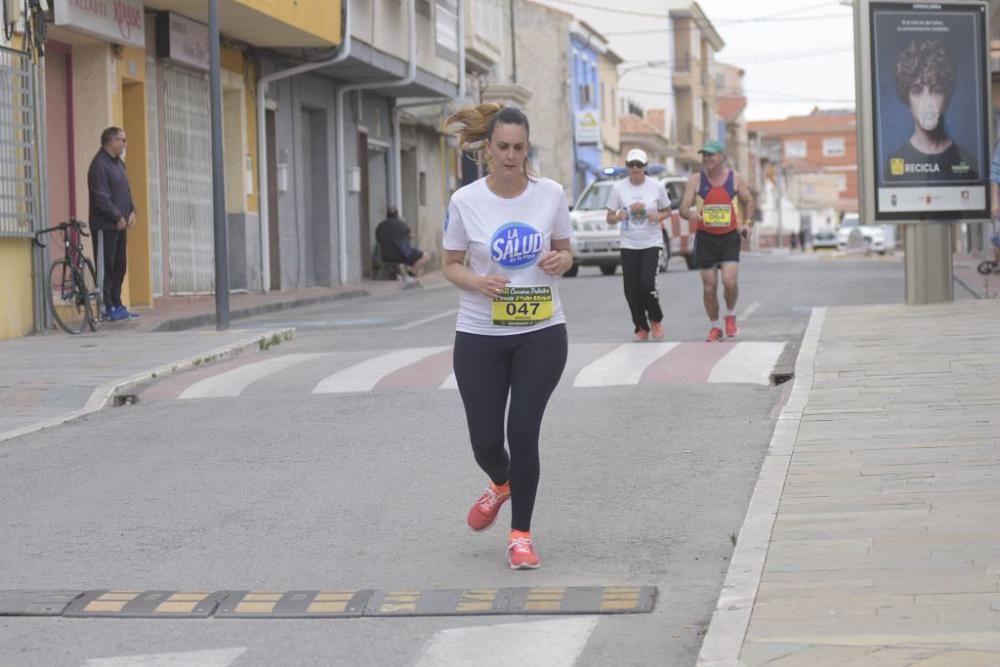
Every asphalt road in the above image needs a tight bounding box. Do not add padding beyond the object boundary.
[0,252,910,666]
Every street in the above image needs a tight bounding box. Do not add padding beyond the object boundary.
[2,254,913,666]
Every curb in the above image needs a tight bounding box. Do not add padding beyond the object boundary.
[149,290,369,332]
[0,327,296,445]
[696,308,827,667]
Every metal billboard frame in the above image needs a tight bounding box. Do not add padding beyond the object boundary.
[855,0,992,224]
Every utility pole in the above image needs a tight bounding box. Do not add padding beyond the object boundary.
[209,0,230,330]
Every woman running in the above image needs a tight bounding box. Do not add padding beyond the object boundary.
[442,103,572,570]
[606,148,671,341]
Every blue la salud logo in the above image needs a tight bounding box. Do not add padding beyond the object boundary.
[490,222,543,269]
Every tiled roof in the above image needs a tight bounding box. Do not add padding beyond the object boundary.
[717,96,746,123]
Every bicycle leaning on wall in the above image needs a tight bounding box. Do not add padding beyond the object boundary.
[33,219,103,334]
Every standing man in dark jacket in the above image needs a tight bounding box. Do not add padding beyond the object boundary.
[88,126,136,321]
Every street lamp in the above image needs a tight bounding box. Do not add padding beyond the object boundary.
[617,59,672,78]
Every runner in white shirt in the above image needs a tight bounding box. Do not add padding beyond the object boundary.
[606,148,672,341]
[442,103,573,570]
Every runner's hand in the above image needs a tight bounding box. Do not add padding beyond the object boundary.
[478,274,509,299]
[538,250,568,276]
[740,224,751,239]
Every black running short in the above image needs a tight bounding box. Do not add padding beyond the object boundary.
[695,230,741,268]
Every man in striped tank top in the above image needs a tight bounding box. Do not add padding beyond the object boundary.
[679,140,755,342]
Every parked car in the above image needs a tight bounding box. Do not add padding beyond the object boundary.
[812,228,838,250]
[656,175,698,271]
[837,213,886,255]
[566,175,622,277]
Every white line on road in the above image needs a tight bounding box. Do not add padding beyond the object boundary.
[739,300,761,321]
[573,342,678,387]
[83,648,247,667]
[179,353,329,399]
[440,372,458,390]
[313,346,450,394]
[393,308,458,330]
[415,617,598,667]
[707,342,785,386]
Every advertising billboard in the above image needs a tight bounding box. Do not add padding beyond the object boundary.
[868,1,990,221]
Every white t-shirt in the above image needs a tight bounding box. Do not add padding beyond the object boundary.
[443,177,573,336]
[606,177,671,250]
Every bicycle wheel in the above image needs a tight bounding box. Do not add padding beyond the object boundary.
[977,260,996,276]
[46,259,97,334]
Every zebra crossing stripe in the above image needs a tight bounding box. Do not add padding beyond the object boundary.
[312,347,450,394]
[178,354,329,399]
[707,342,786,386]
[573,343,679,388]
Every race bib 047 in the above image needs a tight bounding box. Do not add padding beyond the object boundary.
[492,286,553,326]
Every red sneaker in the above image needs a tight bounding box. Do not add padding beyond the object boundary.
[650,321,664,340]
[633,329,649,342]
[467,483,511,532]
[706,327,723,342]
[507,534,540,570]
[725,315,739,338]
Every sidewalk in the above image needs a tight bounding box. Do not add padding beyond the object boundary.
[0,275,442,443]
[699,298,1000,666]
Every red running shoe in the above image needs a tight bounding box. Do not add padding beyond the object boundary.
[706,327,723,342]
[650,321,664,340]
[633,329,649,342]
[725,315,739,338]
[467,482,510,532]
[507,534,540,570]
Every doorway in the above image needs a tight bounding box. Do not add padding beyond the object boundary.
[266,109,280,290]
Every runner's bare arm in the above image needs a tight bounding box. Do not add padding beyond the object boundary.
[736,173,755,226]
[606,208,625,224]
[538,238,572,276]
[442,249,508,298]
[679,173,701,224]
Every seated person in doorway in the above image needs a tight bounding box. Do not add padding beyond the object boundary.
[375,206,430,278]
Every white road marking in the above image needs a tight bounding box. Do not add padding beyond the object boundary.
[739,300,761,321]
[178,353,328,399]
[573,342,678,387]
[312,346,450,394]
[393,308,457,330]
[708,342,785,385]
[439,372,458,390]
[414,617,599,667]
[83,648,247,667]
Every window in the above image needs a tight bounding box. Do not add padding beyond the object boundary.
[823,137,845,158]
[784,140,807,159]
[837,174,848,193]
[578,83,592,106]
[435,0,459,60]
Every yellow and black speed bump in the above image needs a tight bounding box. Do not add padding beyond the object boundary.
[0,590,84,616]
[365,586,656,617]
[63,590,226,618]
[215,590,373,618]
[3,586,656,618]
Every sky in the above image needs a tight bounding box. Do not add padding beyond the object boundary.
[694,0,857,121]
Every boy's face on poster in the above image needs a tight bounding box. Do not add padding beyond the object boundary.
[908,81,947,132]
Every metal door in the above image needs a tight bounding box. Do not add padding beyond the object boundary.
[146,59,163,296]
[164,66,213,294]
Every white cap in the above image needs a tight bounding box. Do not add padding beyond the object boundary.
[626,148,648,165]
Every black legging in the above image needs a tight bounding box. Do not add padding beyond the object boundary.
[621,247,662,332]
[91,228,127,309]
[453,324,568,532]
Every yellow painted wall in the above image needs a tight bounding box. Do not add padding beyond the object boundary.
[238,0,342,46]
[0,239,34,339]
